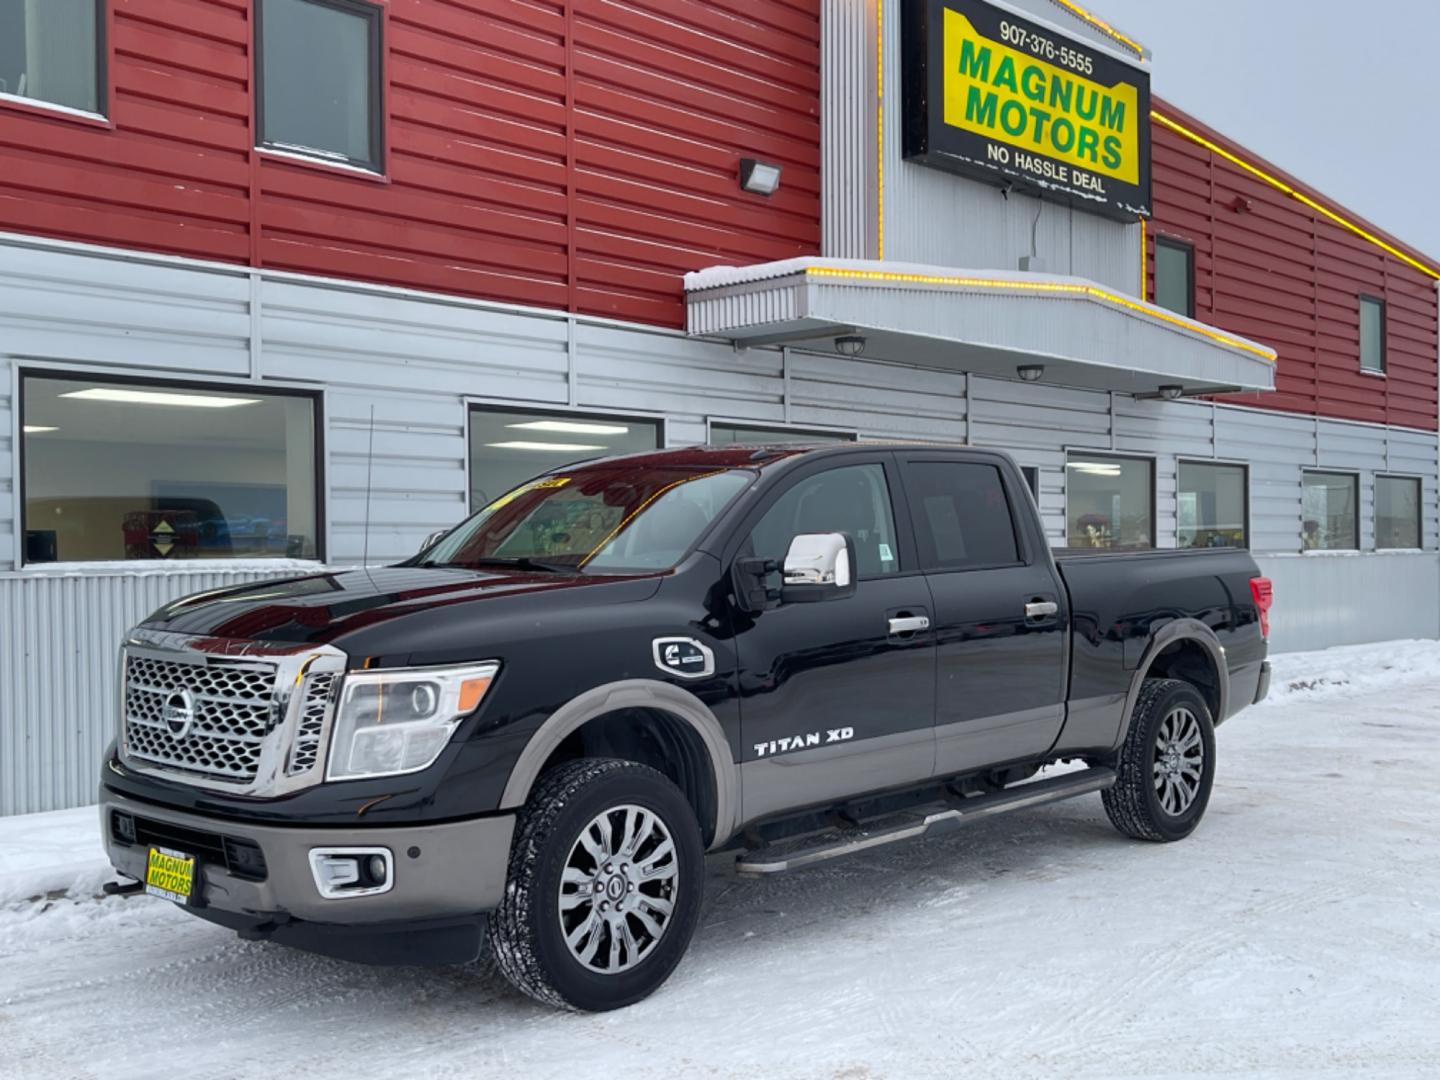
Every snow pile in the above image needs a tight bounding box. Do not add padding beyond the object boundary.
[0,806,108,907]
[1258,638,1440,705]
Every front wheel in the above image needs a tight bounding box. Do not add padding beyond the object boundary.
[488,759,704,1011]
[1103,678,1216,842]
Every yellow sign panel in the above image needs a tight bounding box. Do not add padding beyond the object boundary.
[942,8,1139,185]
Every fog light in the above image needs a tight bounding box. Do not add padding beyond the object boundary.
[367,854,388,884]
[112,811,137,845]
[308,848,395,899]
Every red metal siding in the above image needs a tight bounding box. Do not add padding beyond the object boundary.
[0,0,820,329]
[1149,99,1439,431]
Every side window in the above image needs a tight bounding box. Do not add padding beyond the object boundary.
[749,463,900,578]
[906,461,1020,571]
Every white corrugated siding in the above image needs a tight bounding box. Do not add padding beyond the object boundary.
[0,566,305,815]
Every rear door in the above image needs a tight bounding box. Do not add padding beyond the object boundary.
[896,452,1068,777]
[730,453,937,823]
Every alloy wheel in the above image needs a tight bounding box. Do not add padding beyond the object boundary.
[1153,706,1205,816]
[557,804,680,974]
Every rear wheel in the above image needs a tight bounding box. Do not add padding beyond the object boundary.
[1103,678,1216,842]
[488,759,703,1011]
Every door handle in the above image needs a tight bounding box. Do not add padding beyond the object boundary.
[1025,600,1059,619]
[888,615,931,634]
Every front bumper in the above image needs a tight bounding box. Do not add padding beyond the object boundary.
[101,786,515,965]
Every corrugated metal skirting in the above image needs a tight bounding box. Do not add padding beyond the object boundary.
[0,567,303,815]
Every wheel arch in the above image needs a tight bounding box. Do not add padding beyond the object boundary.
[1118,620,1229,747]
[499,680,738,850]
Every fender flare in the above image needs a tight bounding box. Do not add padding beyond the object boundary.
[1117,619,1230,747]
[498,679,739,850]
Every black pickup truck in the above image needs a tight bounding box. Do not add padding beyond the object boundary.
[101,443,1272,1011]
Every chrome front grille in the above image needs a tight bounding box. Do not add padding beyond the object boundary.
[287,671,338,776]
[119,632,349,795]
[123,656,279,782]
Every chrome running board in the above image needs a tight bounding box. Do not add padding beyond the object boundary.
[734,766,1117,876]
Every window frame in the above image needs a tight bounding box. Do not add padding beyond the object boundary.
[721,452,918,582]
[1374,472,1423,551]
[17,366,327,567]
[1019,465,1040,503]
[465,401,666,514]
[1359,293,1387,375]
[1063,450,1157,551]
[0,0,109,124]
[1152,235,1196,319]
[254,0,386,175]
[1176,458,1250,550]
[705,418,857,445]
[1300,468,1361,553]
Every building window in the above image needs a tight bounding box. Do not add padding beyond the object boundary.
[469,407,662,511]
[0,0,104,115]
[1301,471,1358,551]
[709,423,855,446]
[22,374,321,564]
[1376,475,1421,549]
[1178,462,1248,549]
[1153,237,1194,318]
[258,0,383,171]
[1066,453,1153,549]
[1360,295,1386,373]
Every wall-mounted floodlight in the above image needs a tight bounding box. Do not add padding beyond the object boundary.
[740,158,783,196]
[1159,384,1184,400]
[1017,364,1045,382]
[834,334,867,357]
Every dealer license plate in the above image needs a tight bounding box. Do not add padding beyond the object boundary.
[144,846,197,904]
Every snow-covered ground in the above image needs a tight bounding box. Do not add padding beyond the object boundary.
[2,640,1439,1080]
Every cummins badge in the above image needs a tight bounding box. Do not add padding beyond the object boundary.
[652,637,715,680]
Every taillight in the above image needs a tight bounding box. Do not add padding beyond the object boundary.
[1249,576,1273,639]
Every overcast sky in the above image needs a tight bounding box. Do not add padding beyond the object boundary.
[1089,0,1439,264]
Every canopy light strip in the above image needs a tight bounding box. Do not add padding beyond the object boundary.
[1048,0,1146,58]
[802,266,1278,362]
[1152,111,1440,282]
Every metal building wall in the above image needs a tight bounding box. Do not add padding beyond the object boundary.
[0,0,822,331]
[2,234,1437,814]
[820,0,1143,295]
[0,565,305,815]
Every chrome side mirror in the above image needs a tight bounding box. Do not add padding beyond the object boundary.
[781,532,857,603]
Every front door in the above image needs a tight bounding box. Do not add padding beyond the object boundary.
[731,455,937,824]
[896,452,1068,777]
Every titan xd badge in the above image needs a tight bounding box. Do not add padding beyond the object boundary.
[652,637,715,679]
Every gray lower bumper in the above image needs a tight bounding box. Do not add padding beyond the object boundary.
[101,788,515,927]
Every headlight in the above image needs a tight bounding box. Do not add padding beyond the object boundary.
[326,662,499,781]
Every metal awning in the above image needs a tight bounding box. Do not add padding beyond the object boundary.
[685,258,1276,397]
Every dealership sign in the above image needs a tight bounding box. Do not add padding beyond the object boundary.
[902,0,1151,220]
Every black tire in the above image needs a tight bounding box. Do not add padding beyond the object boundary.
[488,758,704,1012]
[1103,678,1216,842]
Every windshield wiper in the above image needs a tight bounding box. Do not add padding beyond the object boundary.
[448,556,579,574]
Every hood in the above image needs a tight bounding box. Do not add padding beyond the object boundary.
[142,565,664,651]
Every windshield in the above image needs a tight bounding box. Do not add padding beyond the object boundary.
[422,464,755,573]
